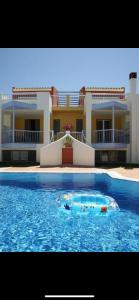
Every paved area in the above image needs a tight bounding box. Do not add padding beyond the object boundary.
[108,167,139,179]
[0,165,139,180]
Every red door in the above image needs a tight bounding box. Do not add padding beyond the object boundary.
[62,148,73,164]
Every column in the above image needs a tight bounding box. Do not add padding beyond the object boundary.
[0,105,2,161]
[130,95,139,163]
[44,109,50,145]
[38,92,52,146]
[112,105,115,143]
[86,94,92,145]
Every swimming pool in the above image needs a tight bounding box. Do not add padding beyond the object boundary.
[0,172,139,252]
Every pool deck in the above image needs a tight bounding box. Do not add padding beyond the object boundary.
[0,166,139,181]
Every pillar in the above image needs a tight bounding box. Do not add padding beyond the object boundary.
[0,105,2,161]
[112,105,115,143]
[44,109,50,145]
[85,95,92,145]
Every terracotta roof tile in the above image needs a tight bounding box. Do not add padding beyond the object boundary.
[12,87,52,92]
[85,87,125,92]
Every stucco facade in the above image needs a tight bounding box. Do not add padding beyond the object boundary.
[0,72,139,165]
[40,134,95,167]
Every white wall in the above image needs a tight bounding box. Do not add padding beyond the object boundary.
[130,78,137,94]
[127,93,139,163]
[40,138,63,166]
[0,106,2,161]
[84,93,92,145]
[40,134,95,167]
[73,138,95,166]
[36,144,47,163]
[37,92,52,145]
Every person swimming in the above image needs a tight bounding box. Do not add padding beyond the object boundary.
[64,204,71,210]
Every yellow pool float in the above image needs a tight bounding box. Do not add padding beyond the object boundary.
[63,194,70,200]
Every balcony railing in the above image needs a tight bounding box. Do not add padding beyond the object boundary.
[92,129,129,144]
[2,130,43,144]
[52,92,85,107]
[2,130,55,144]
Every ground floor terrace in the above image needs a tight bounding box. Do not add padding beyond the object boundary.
[0,148,128,165]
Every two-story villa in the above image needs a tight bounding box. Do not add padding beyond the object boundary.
[0,72,139,165]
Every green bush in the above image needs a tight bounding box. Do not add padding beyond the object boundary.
[63,135,73,146]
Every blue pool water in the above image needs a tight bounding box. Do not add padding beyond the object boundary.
[0,172,139,252]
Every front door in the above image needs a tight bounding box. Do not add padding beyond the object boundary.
[62,148,73,165]
[96,120,112,142]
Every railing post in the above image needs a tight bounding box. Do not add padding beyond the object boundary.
[112,129,114,143]
[103,130,105,143]
[66,95,70,107]
[81,130,83,142]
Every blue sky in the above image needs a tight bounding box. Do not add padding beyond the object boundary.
[0,48,139,94]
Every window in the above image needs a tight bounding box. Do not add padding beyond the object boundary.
[12,151,28,161]
[95,150,126,164]
[20,151,28,161]
[12,151,20,161]
[2,151,36,162]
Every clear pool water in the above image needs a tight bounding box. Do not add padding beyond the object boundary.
[0,172,139,252]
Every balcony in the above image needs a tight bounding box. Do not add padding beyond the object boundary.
[2,130,43,144]
[52,92,84,110]
[92,129,129,148]
[2,130,54,145]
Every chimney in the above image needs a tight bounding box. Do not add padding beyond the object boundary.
[129,72,137,94]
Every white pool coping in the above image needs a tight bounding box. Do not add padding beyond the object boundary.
[99,169,139,182]
[0,167,139,182]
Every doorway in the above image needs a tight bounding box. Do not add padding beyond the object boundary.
[25,119,40,143]
[96,120,112,142]
[76,119,83,132]
[25,119,40,131]
[53,119,60,133]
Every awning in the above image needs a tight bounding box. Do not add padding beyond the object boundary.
[92,100,128,111]
[2,100,37,110]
